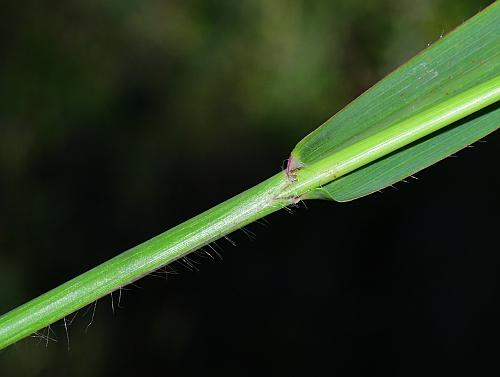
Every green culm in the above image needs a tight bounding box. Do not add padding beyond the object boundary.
[0,2,498,350]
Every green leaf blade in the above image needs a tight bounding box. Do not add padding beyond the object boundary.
[291,2,500,201]
[307,104,499,201]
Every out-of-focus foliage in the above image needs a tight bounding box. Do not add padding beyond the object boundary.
[0,1,496,376]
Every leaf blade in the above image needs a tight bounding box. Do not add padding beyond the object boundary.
[291,2,500,201]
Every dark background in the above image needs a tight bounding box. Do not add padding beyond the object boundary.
[1,1,499,376]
